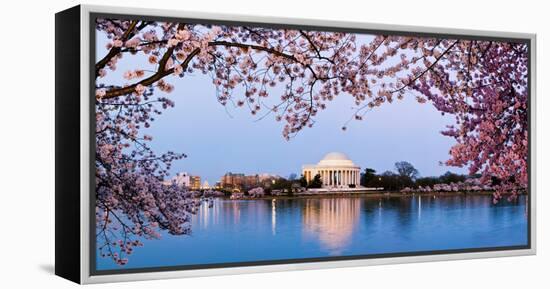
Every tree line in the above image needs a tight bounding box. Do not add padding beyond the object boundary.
[360,161,475,191]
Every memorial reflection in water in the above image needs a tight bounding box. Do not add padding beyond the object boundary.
[96,195,528,270]
[302,198,362,255]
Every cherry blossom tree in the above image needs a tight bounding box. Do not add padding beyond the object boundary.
[95,19,528,265]
[410,40,529,202]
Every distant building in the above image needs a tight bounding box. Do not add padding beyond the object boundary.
[220,172,260,191]
[221,172,244,189]
[302,152,361,188]
[190,176,201,190]
[201,180,210,190]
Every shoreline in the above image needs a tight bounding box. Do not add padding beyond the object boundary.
[221,190,527,201]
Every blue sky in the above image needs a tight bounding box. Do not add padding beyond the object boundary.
[96,28,467,184]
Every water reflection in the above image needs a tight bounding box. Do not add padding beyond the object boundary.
[302,198,362,255]
[97,195,528,270]
[272,199,276,235]
[418,195,421,220]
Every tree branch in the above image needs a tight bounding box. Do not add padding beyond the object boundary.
[95,20,142,77]
[299,30,334,64]
[391,40,458,93]
[101,48,200,99]
[99,37,327,99]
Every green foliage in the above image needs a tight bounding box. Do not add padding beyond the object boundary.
[439,171,467,184]
[415,176,440,187]
[360,168,377,187]
[307,174,323,189]
[299,174,308,188]
[380,171,414,191]
[271,178,292,191]
[360,161,471,191]
[218,188,233,197]
[395,161,419,180]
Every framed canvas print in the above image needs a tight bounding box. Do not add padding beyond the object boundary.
[55,4,536,284]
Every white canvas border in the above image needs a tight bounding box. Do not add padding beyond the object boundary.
[78,4,537,284]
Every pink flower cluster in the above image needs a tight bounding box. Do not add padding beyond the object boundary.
[247,187,265,198]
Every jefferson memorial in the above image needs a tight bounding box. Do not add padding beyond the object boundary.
[302,152,361,188]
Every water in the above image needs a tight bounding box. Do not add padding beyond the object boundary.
[96,194,528,271]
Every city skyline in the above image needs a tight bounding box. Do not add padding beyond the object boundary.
[168,148,466,186]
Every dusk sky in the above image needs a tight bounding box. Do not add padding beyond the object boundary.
[96,28,468,185]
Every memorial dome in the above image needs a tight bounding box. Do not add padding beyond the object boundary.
[318,152,355,167]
